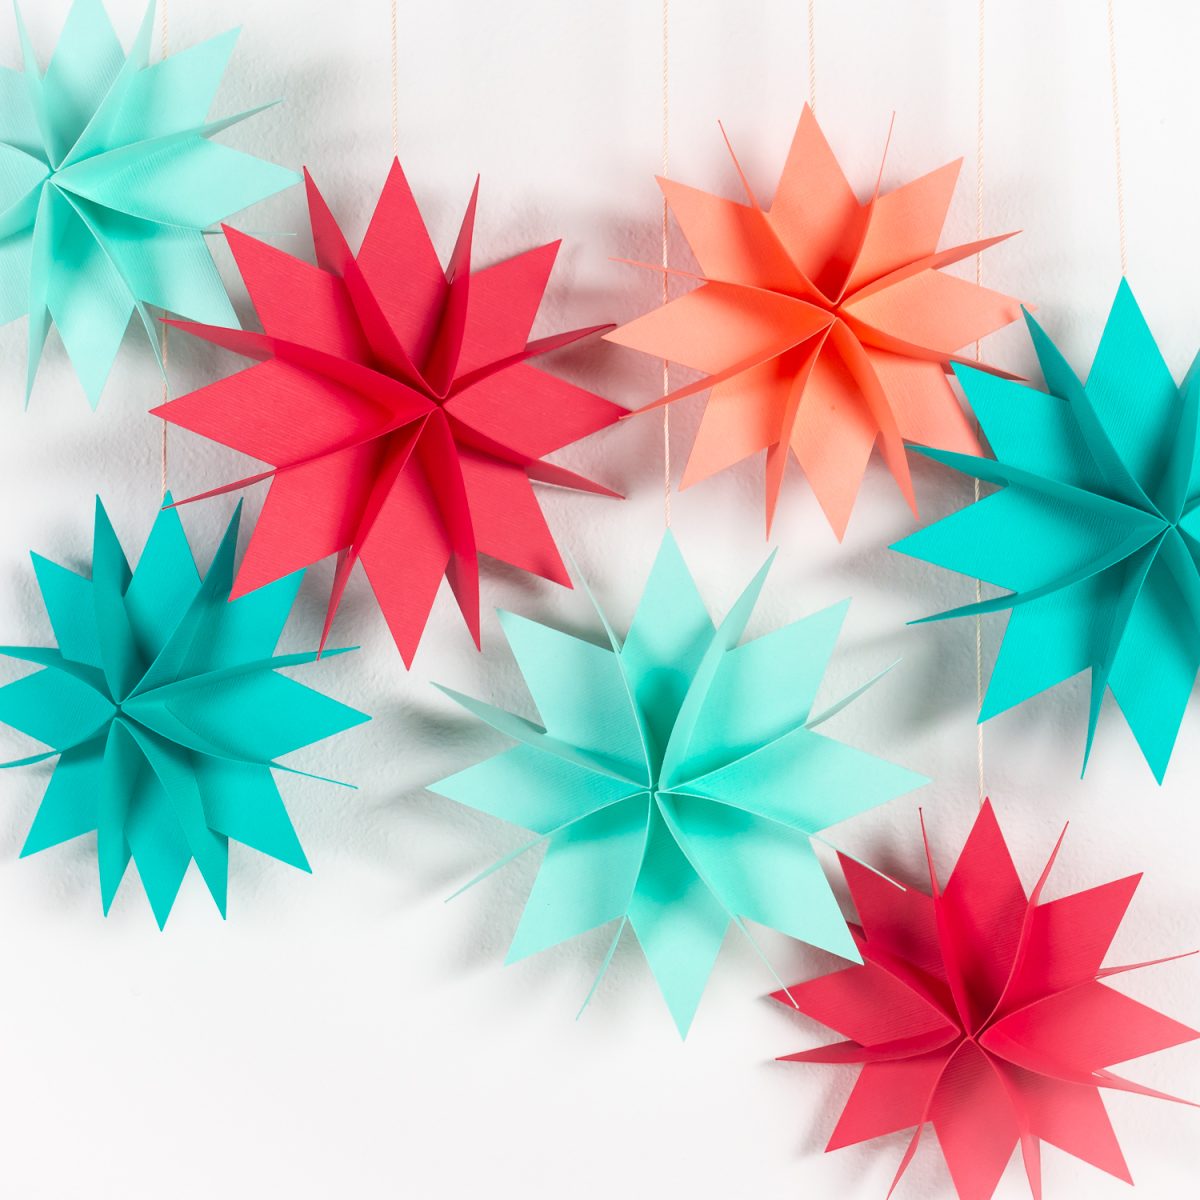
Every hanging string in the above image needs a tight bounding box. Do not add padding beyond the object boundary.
[159,1,169,498]
[660,0,672,527]
[1106,0,1128,276]
[390,0,399,157]
[806,0,816,113]
[972,0,986,804]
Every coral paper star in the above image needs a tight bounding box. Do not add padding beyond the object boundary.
[606,106,1023,536]
[155,164,623,665]
[430,532,927,1035]
[0,0,297,405]
[894,282,1200,781]
[0,498,368,926]
[775,801,1198,1200]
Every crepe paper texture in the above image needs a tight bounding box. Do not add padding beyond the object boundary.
[154,163,623,667]
[774,800,1198,1200]
[429,531,927,1036]
[0,0,298,406]
[0,497,368,927]
[894,282,1200,783]
[606,105,1023,538]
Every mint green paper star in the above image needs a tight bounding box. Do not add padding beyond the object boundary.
[0,498,369,926]
[0,0,298,406]
[894,281,1200,782]
[430,533,928,1036]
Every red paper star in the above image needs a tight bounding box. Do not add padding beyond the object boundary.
[154,164,623,664]
[774,801,1198,1200]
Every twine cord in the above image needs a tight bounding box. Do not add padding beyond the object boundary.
[390,0,399,156]
[807,0,816,113]
[1107,0,1128,276]
[661,0,671,527]
[973,0,985,803]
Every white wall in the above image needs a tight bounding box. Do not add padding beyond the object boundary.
[1,1,1197,1197]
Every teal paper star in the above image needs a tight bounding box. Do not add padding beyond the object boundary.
[894,281,1200,781]
[0,0,298,405]
[0,498,369,926]
[430,532,927,1036]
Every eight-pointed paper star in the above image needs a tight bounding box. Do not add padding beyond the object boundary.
[775,801,1198,1200]
[606,106,1023,537]
[429,532,927,1036]
[894,282,1200,782]
[0,0,298,405]
[0,498,368,927]
[155,163,623,666]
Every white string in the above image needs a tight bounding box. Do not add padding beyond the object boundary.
[390,0,399,157]
[159,1,169,498]
[661,0,671,527]
[973,0,985,805]
[806,0,816,114]
[1106,0,1128,276]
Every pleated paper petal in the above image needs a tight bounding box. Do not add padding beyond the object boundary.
[429,532,927,1036]
[606,107,1023,537]
[0,498,368,926]
[154,163,624,666]
[775,800,1198,1200]
[893,281,1200,782]
[0,0,298,406]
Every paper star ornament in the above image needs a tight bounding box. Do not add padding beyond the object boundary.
[155,164,623,666]
[776,800,1198,1200]
[0,0,298,405]
[430,532,927,1035]
[0,498,368,926]
[894,282,1200,781]
[606,106,1023,536]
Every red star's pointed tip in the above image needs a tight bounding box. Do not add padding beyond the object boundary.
[221,223,263,259]
[302,166,327,199]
